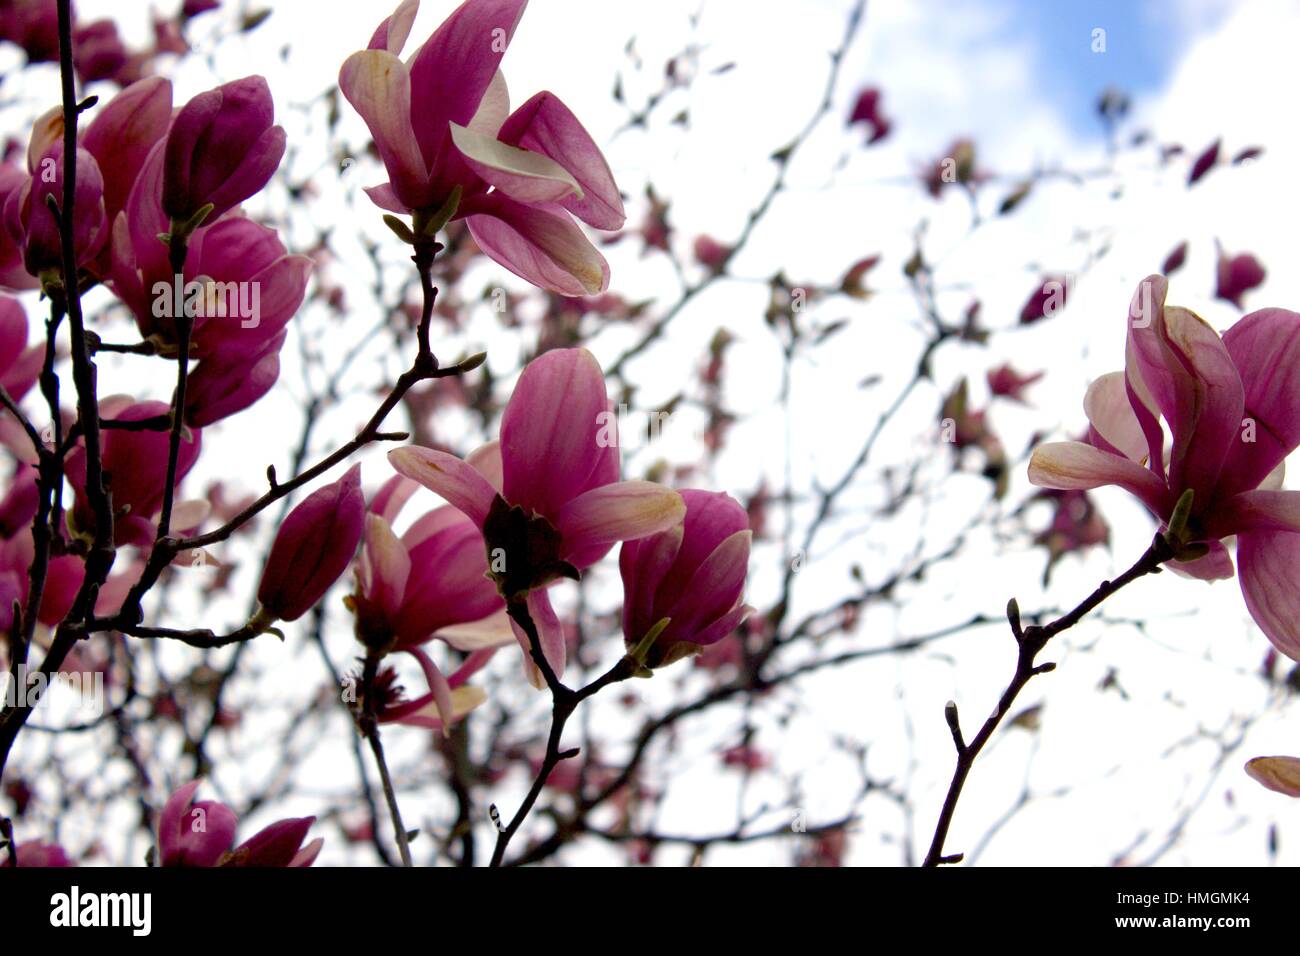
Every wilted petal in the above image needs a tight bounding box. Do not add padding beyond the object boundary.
[1245,756,1300,797]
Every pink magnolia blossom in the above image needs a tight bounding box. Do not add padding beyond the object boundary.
[73,19,130,84]
[162,76,287,225]
[370,649,496,733]
[0,840,75,867]
[351,472,509,652]
[0,163,38,292]
[847,86,891,144]
[1019,274,1069,325]
[986,364,1043,403]
[339,0,626,295]
[389,348,685,682]
[109,133,311,423]
[620,489,753,668]
[0,296,44,402]
[1028,274,1300,659]
[158,780,322,867]
[258,464,365,622]
[83,76,173,242]
[0,0,62,64]
[1214,245,1265,309]
[2,141,108,282]
[66,397,202,546]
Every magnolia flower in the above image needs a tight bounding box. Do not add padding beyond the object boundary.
[0,164,38,293]
[620,490,753,668]
[352,472,510,652]
[258,464,365,623]
[390,347,684,683]
[162,76,286,226]
[367,649,495,734]
[2,142,108,283]
[109,131,311,423]
[1214,245,1265,309]
[1028,274,1300,659]
[158,780,322,867]
[73,19,131,85]
[0,840,74,867]
[987,364,1043,403]
[0,296,43,402]
[847,86,891,144]
[340,0,625,295]
[66,397,202,546]
[0,0,61,64]
[84,77,173,244]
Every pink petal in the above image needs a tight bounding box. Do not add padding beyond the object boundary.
[1084,371,1147,461]
[1027,441,1170,518]
[406,0,529,185]
[619,521,684,648]
[464,194,609,296]
[466,440,504,493]
[497,91,626,230]
[555,481,686,568]
[339,50,429,211]
[691,601,755,648]
[367,0,419,53]
[1204,489,1300,538]
[510,587,567,689]
[1161,305,1244,508]
[1237,530,1300,660]
[450,121,581,204]
[369,473,420,523]
[499,347,610,517]
[360,514,411,620]
[664,529,752,641]
[387,446,497,528]
[438,608,516,651]
[403,646,455,733]
[1166,539,1234,580]
[1218,308,1300,496]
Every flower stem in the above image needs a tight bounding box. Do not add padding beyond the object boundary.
[921,532,1174,867]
